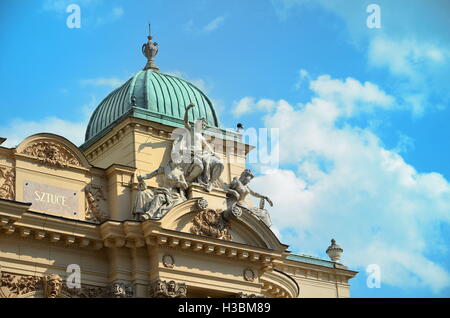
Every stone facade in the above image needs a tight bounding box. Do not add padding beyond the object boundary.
[0,119,357,298]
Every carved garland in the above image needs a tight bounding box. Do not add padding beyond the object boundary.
[0,167,15,200]
[0,272,137,298]
[21,141,81,168]
[190,209,232,241]
[0,272,62,298]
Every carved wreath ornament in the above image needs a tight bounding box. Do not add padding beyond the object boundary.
[190,209,232,241]
[21,141,81,168]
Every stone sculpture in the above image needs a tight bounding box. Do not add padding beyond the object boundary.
[142,26,159,72]
[134,103,225,219]
[134,161,188,220]
[0,167,15,200]
[226,169,273,227]
[171,103,224,192]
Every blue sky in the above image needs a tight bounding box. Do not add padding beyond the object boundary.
[1,0,450,297]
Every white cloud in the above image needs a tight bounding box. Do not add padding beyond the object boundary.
[42,0,98,12]
[80,77,125,88]
[185,16,227,34]
[233,74,394,118]
[245,73,450,293]
[272,0,450,117]
[0,97,97,148]
[112,7,124,18]
[232,97,277,117]
[0,117,87,148]
[95,7,125,26]
[42,0,124,26]
[295,69,310,89]
[368,37,449,78]
[203,16,226,33]
[309,75,395,117]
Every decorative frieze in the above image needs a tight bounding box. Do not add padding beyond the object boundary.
[0,272,63,298]
[61,284,109,298]
[109,282,134,298]
[149,280,187,298]
[0,272,41,297]
[21,141,81,168]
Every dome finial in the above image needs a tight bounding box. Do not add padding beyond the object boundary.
[142,23,160,72]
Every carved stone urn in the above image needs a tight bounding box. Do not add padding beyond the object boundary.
[326,239,343,263]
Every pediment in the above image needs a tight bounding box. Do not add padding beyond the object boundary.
[15,133,91,169]
[159,198,288,252]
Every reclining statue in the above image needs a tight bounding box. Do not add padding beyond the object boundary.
[226,169,273,227]
[134,161,188,220]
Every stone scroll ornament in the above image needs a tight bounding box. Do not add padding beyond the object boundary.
[21,141,81,168]
[0,166,15,200]
[226,169,273,227]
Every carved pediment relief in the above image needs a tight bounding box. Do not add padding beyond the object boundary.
[21,141,81,167]
[159,198,288,252]
[15,133,91,169]
[190,208,232,241]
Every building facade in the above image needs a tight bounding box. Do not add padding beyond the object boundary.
[0,33,357,298]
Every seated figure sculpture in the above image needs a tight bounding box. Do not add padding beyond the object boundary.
[134,161,188,220]
[171,103,224,192]
[227,169,274,227]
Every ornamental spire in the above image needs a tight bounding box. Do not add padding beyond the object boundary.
[142,23,160,72]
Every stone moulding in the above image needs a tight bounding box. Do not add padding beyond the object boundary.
[21,140,82,168]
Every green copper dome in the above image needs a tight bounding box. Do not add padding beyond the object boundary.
[84,69,220,144]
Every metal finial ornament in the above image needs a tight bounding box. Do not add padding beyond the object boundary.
[142,24,159,72]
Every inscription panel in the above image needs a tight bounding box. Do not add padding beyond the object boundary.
[23,180,79,217]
